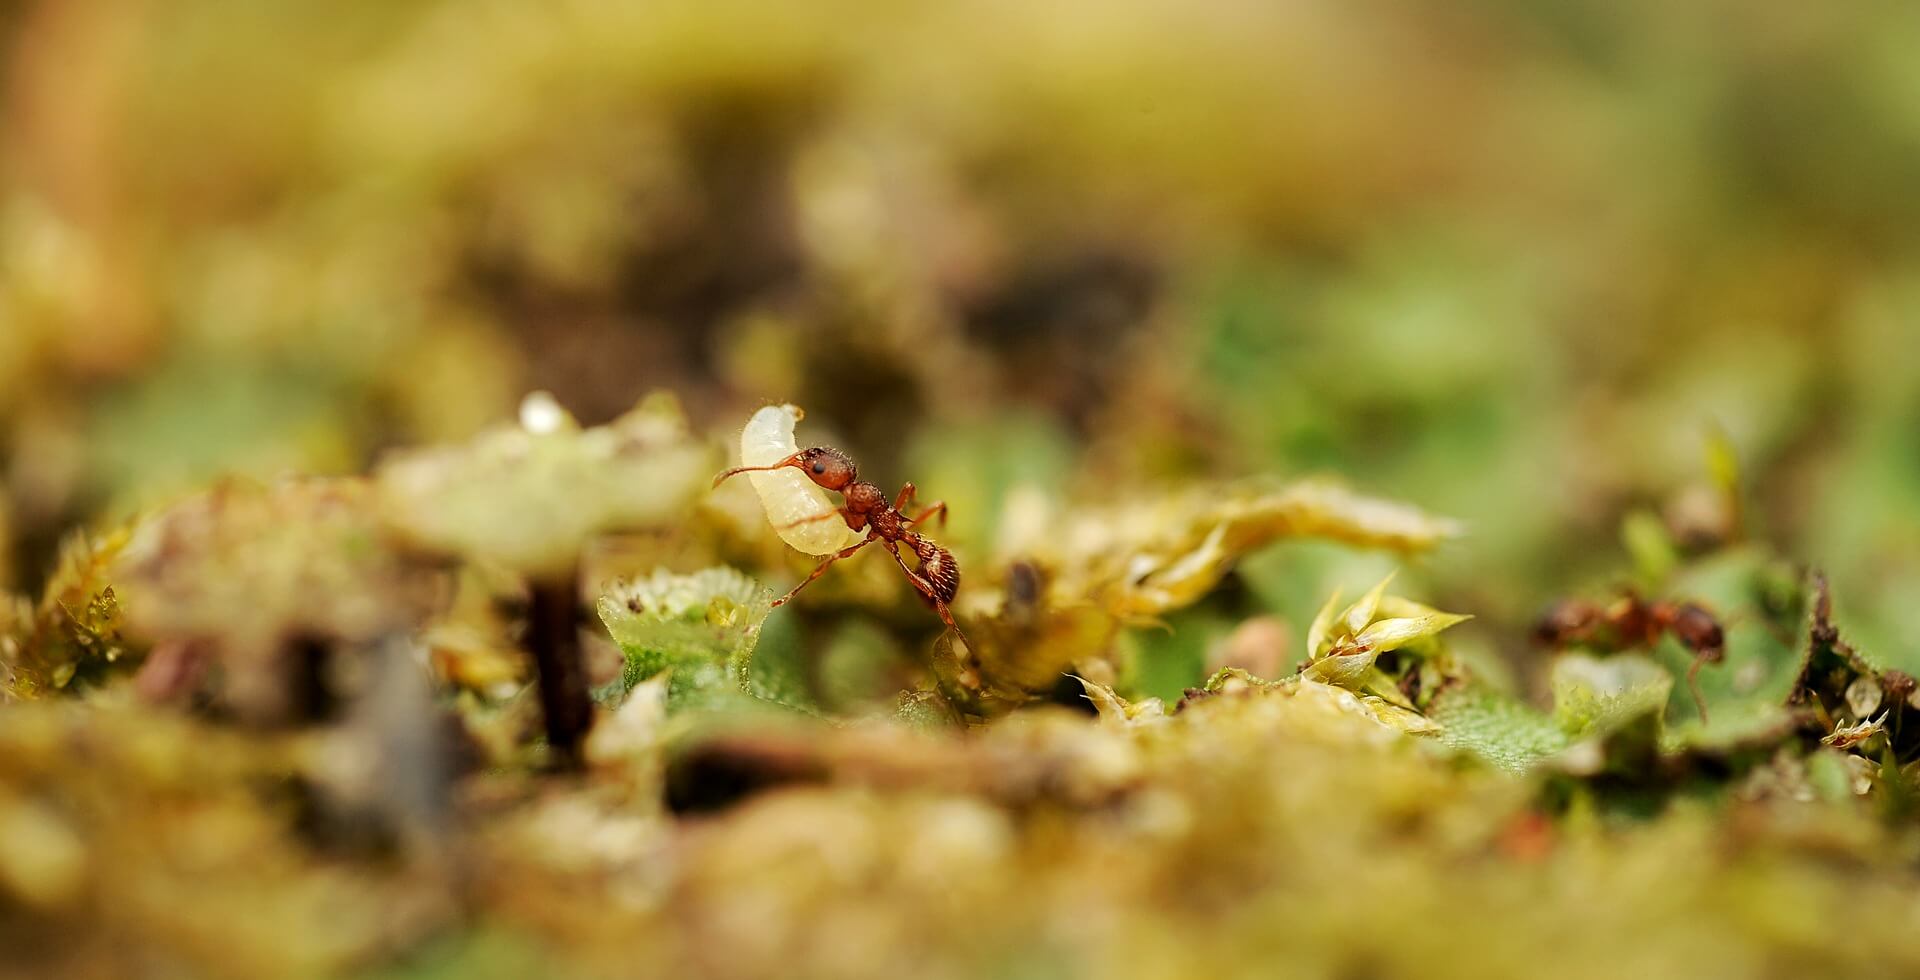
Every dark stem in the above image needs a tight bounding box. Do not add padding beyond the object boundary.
[288,632,339,724]
[528,570,592,768]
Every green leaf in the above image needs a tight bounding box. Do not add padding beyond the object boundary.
[1550,654,1672,740]
[1427,680,1570,773]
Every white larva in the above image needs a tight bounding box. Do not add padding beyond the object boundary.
[738,404,864,556]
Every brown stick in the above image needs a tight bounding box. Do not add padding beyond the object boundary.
[528,570,592,768]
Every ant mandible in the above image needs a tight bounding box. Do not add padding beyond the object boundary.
[714,447,966,645]
[1534,592,1726,723]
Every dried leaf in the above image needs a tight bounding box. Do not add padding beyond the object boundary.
[1073,676,1167,728]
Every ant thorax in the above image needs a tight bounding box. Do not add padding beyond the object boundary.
[867,507,907,539]
[843,482,887,514]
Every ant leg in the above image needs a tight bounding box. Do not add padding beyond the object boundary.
[882,541,971,647]
[881,540,937,603]
[928,594,970,650]
[1686,654,1712,725]
[881,545,968,640]
[892,483,950,528]
[931,597,965,636]
[923,593,971,651]
[773,538,873,607]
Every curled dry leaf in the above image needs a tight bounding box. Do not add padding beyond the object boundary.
[1029,479,1459,620]
[947,483,1459,706]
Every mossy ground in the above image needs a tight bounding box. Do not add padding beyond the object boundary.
[2,401,1917,979]
[7,3,1920,977]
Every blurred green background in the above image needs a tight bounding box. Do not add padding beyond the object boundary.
[4,0,1919,666]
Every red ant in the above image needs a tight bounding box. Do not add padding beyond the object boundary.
[1534,593,1726,723]
[714,447,966,644]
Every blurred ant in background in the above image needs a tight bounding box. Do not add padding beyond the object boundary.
[1534,593,1726,722]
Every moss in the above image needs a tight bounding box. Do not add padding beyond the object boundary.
[596,566,785,712]
[3,529,133,699]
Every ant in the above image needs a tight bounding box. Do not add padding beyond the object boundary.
[1534,593,1726,723]
[714,447,966,644]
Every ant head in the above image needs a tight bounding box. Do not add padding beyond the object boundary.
[711,446,859,491]
[789,447,857,490]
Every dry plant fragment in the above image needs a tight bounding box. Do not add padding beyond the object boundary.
[1300,574,1471,695]
[1822,713,1886,751]
[2,528,131,698]
[940,480,1459,707]
[1023,478,1460,620]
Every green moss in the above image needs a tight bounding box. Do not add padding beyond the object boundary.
[595,566,790,712]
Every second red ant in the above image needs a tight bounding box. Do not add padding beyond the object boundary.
[1534,592,1727,723]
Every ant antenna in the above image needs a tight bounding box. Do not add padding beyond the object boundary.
[712,464,786,489]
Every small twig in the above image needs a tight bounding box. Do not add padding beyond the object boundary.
[528,569,592,768]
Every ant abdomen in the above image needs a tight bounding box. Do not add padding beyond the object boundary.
[915,538,960,604]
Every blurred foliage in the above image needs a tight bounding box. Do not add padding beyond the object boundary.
[6,0,1920,976]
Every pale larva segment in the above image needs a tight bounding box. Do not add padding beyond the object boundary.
[740,404,864,556]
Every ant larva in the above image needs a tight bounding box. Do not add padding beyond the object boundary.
[1534,592,1726,723]
[715,405,965,644]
